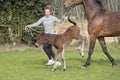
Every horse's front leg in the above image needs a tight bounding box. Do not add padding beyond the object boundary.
[83,35,96,68]
[98,37,117,67]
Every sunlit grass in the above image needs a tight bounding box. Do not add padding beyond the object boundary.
[0,43,120,80]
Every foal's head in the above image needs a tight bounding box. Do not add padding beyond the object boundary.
[64,0,83,8]
[34,32,46,47]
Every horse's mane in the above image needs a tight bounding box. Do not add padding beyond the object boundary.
[95,0,103,8]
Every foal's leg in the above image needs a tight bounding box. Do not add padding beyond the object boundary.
[51,48,62,71]
[78,40,85,57]
[98,37,117,67]
[83,35,96,68]
[76,35,85,57]
[61,49,66,71]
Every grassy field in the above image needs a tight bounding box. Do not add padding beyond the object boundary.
[0,43,120,80]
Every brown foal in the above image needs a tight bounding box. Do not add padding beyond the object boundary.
[35,17,86,71]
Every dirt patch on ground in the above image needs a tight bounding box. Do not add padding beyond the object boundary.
[0,44,29,52]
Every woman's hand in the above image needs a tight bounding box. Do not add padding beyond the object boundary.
[25,25,32,31]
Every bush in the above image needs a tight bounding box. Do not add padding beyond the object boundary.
[0,0,48,45]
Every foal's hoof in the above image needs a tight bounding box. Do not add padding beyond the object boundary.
[82,55,84,58]
[79,52,84,57]
[112,64,117,68]
[62,68,66,71]
[51,68,56,72]
[82,66,87,69]
[82,64,87,69]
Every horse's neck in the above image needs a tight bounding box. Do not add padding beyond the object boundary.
[83,0,103,21]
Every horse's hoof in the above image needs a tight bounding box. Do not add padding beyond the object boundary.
[62,68,66,71]
[51,68,56,72]
[82,64,87,69]
[82,55,84,58]
[82,66,87,69]
[112,64,117,68]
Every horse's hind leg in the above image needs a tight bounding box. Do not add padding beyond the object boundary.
[98,37,117,67]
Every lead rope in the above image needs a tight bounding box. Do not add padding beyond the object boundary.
[25,27,41,37]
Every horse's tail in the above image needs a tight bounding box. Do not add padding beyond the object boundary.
[68,16,77,26]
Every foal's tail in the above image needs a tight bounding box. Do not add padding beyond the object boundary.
[68,16,77,26]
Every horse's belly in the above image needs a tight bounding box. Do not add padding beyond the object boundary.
[99,30,120,37]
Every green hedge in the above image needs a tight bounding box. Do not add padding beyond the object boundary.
[0,0,48,45]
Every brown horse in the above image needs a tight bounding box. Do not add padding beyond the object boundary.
[35,17,86,71]
[64,0,120,68]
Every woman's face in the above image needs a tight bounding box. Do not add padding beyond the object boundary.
[45,9,50,16]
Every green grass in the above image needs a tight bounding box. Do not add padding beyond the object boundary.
[0,43,120,80]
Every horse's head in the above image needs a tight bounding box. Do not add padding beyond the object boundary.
[64,0,83,8]
[34,32,45,48]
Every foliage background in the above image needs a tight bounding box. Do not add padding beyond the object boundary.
[0,0,120,45]
[0,0,48,45]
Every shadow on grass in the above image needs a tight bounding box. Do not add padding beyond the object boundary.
[66,57,120,67]
[22,55,120,71]
[22,59,52,69]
